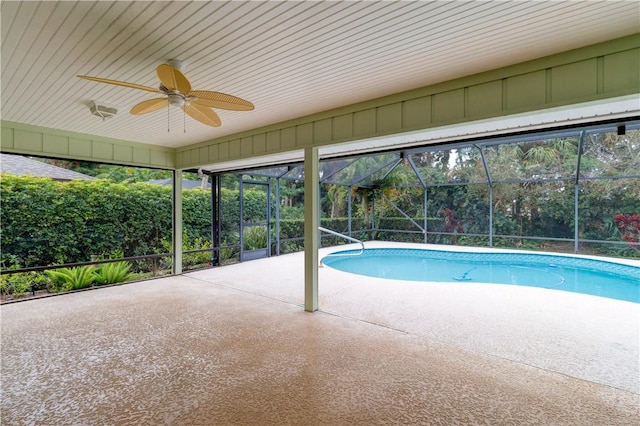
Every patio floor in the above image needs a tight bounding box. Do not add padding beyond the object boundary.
[1,242,638,425]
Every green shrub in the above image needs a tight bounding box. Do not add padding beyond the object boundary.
[280,241,304,254]
[0,175,173,267]
[0,273,31,298]
[162,231,213,269]
[184,238,213,269]
[183,188,213,243]
[243,226,267,250]
[219,246,239,265]
[46,266,96,292]
[0,269,52,298]
[96,261,133,285]
[277,219,304,241]
[0,175,271,269]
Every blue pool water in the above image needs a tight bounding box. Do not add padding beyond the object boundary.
[322,248,640,303]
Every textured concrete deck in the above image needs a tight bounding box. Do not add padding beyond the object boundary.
[2,243,639,425]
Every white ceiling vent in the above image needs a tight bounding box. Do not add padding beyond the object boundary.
[89,101,117,120]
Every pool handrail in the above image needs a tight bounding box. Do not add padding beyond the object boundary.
[318,226,365,266]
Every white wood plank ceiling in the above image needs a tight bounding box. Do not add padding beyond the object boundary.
[2,1,639,148]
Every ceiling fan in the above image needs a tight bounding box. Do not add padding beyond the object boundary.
[77,61,254,128]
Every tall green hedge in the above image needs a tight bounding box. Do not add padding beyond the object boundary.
[0,175,270,268]
[1,175,172,267]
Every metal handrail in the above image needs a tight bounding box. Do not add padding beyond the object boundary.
[318,226,365,266]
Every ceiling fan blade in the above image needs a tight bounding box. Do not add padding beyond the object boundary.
[77,75,162,93]
[157,64,191,94]
[183,104,221,127]
[130,98,168,115]
[190,90,254,111]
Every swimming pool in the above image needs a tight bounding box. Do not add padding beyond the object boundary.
[322,248,640,303]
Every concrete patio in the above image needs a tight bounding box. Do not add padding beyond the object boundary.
[1,243,638,424]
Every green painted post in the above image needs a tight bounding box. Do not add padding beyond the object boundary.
[304,147,319,312]
[173,170,183,275]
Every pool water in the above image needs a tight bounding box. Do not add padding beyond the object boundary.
[322,248,640,303]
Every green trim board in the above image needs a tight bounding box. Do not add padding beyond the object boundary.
[0,121,175,169]
[176,34,640,170]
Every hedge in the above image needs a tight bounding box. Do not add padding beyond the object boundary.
[0,175,267,268]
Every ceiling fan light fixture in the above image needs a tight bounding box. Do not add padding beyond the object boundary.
[168,94,185,107]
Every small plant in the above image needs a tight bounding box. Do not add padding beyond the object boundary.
[219,246,239,265]
[0,269,52,299]
[0,273,32,298]
[614,213,640,250]
[281,241,304,254]
[161,231,213,269]
[46,266,96,292]
[243,226,267,250]
[96,261,132,285]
